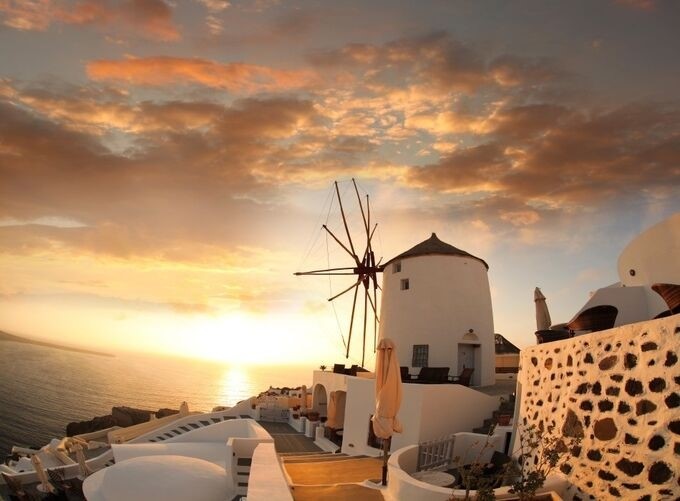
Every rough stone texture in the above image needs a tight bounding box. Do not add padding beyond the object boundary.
[66,406,178,436]
[518,316,679,501]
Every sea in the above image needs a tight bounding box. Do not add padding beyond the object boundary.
[0,341,313,458]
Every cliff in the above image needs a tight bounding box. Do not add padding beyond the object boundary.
[66,406,179,436]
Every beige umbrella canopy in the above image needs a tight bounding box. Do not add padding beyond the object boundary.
[371,338,403,485]
[534,287,552,331]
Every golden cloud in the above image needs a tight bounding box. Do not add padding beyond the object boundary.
[87,56,317,92]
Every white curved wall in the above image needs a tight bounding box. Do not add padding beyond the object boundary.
[617,213,680,286]
[379,254,495,386]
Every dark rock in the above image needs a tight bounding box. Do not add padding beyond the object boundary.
[584,353,594,364]
[675,442,680,455]
[618,401,631,414]
[665,351,678,367]
[624,433,639,445]
[531,357,538,366]
[560,463,572,474]
[598,469,617,481]
[580,400,593,411]
[606,386,620,396]
[641,342,657,352]
[648,461,672,484]
[592,382,602,395]
[599,355,618,370]
[156,408,180,418]
[615,458,644,476]
[648,377,665,392]
[624,353,637,369]
[622,483,640,490]
[665,392,680,409]
[648,435,665,451]
[636,399,657,416]
[563,409,585,438]
[567,355,573,366]
[608,486,621,497]
[669,420,680,435]
[598,400,614,412]
[625,379,643,396]
[111,406,154,427]
[611,374,624,382]
[587,449,602,461]
[66,414,117,436]
[576,383,589,394]
[594,418,617,441]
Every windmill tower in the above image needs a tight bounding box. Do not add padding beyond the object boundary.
[378,233,495,387]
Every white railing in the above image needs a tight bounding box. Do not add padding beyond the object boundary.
[417,435,455,471]
[107,411,199,444]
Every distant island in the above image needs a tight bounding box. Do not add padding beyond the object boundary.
[0,330,114,357]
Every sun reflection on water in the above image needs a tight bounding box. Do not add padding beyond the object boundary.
[217,366,254,406]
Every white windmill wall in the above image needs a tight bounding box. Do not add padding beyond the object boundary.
[378,254,495,387]
[617,213,680,287]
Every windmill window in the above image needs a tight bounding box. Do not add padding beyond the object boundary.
[393,262,402,273]
[412,344,429,367]
[400,278,410,290]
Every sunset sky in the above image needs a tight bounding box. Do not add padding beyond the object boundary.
[1,0,678,367]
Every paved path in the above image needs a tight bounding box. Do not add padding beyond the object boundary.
[257,421,322,454]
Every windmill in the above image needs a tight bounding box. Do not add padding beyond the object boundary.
[295,179,382,367]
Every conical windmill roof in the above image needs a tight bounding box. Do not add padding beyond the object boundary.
[383,233,489,269]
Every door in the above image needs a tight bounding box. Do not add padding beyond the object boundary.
[457,343,475,374]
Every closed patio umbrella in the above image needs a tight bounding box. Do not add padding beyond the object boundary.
[534,287,552,331]
[73,443,92,478]
[371,338,403,486]
[31,454,54,494]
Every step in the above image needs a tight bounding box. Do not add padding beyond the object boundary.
[278,451,333,457]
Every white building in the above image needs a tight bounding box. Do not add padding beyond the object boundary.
[566,213,680,333]
[378,233,495,387]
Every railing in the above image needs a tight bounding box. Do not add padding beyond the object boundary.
[416,435,455,471]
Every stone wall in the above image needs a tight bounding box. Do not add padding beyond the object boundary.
[518,315,679,500]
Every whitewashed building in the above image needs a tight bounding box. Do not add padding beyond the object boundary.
[567,213,680,333]
[378,233,496,387]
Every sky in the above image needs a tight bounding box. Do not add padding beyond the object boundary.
[0,0,678,368]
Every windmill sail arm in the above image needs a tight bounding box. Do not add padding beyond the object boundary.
[323,225,360,265]
[328,278,361,302]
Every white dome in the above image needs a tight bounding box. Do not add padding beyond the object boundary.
[83,455,228,501]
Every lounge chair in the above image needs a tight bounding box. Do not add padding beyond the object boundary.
[332,364,345,374]
[400,366,412,382]
[416,367,450,384]
[449,367,474,386]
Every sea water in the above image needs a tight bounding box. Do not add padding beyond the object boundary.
[0,341,313,457]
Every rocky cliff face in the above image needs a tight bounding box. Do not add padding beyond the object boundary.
[66,406,179,436]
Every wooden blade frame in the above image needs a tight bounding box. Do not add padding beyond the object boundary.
[295,178,383,365]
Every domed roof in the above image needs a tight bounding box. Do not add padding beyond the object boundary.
[383,233,488,269]
[83,455,228,501]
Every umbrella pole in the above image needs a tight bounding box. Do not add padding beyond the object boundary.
[382,439,388,486]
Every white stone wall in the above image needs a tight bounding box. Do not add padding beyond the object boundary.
[518,315,680,500]
[379,254,495,386]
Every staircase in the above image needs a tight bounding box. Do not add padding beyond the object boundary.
[145,414,240,443]
[472,394,515,435]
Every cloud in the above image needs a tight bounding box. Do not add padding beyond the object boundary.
[405,102,680,209]
[0,0,180,41]
[87,56,317,92]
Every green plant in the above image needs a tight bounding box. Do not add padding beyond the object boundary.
[320,365,327,371]
[505,424,580,501]
[448,431,500,501]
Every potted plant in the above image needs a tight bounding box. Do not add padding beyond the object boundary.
[320,365,327,371]
[307,411,320,421]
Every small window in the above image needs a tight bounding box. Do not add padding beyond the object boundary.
[393,261,401,273]
[400,278,410,290]
[412,344,429,367]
